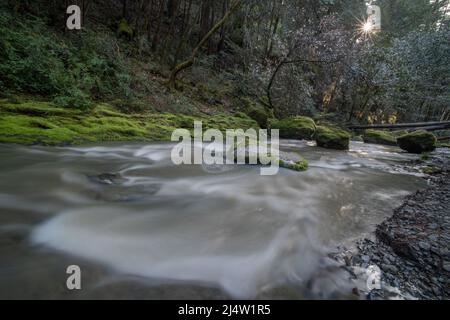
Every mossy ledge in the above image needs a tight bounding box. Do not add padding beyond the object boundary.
[363,129,397,146]
[270,116,316,140]
[0,98,258,146]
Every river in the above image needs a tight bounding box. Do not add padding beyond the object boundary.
[0,141,426,299]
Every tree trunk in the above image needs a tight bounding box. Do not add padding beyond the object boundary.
[167,0,243,89]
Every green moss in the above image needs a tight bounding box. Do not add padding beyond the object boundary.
[279,159,309,172]
[315,126,351,150]
[271,116,316,140]
[437,142,450,148]
[239,97,273,129]
[397,130,437,154]
[363,129,397,146]
[391,130,409,138]
[420,152,431,161]
[0,99,259,146]
[118,18,133,38]
[422,165,442,175]
[246,108,269,129]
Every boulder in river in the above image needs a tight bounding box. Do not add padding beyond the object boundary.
[270,116,316,140]
[397,130,437,154]
[315,126,351,150]
[363,129,397,146]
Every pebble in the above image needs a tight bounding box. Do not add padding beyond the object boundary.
[443,262,450,273]
[418,241,431,251]
[382,264,399,274]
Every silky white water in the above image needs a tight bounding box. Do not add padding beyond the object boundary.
[0,141,425,299]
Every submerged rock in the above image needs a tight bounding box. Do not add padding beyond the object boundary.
[315,126,351,150]
[363,129,397,146]
[87,173,126,185]
[352,135,364,142]
[270,116,316,140]
[397,130,437,154]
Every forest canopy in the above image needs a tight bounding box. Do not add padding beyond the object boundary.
[0,0,449,124]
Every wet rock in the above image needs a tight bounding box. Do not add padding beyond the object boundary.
[315,126,351,150]
[418,241,431,251]
[87,173,126,185]
[363,130,397,146]
[381,264,399,274]
[397,130,437,154]
[443,262,450,273]
[270,116,316,140]
[334,162,450,300]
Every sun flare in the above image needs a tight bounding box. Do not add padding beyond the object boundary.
[362,21,373,33]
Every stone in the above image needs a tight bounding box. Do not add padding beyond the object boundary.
[443,262,450,272]
[363,130,397,146]
[397,130,437,154]
[418,241,431,251]
[270,116,316,140]
[315,126,351,150]
[382,264,399,274]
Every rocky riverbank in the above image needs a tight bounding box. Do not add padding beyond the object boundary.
[333,149,450,300]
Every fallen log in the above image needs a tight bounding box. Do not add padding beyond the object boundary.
[410,124,450,132]
[348,121,450,130]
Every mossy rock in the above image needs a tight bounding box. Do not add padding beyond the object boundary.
[315,126,351,150]
[246,107,270,129]
[271,116,316,140]
[422,165,442,175]
[241,97,273,129]
[363,129,397,146]
[391,130,409,138]
[279,159,309,172]
[397,130,437,154]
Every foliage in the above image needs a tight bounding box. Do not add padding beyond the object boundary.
[0,7,138,109]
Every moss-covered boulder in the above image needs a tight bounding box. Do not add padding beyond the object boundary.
[246,107,270,129]
[241,97,273,129]
[271,116,316,140]
[397,130,437,154]
[363,129,397,146]
[315,126,351,150]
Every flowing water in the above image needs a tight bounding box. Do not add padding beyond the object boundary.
[0,141,426,299]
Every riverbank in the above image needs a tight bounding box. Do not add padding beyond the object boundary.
[334,150,450,299]
[0,97,258,145]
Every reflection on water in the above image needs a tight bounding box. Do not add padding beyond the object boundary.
[0,141,425,299]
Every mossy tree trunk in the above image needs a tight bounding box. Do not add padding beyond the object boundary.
[167,0,243,90]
